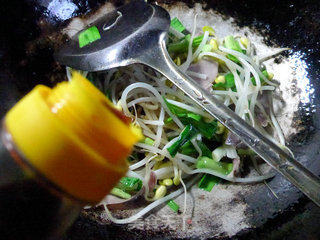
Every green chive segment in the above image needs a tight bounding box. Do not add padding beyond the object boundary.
[167,199,180,212]
[78,26,101,48]
[198,174,221,192]
[170,17,186,33]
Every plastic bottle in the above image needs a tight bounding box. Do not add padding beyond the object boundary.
[0,72,141,239]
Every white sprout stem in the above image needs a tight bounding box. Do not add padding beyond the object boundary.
[126,170,144,180]
[166,99,212,118]
[154,107,165,147]
[186,70,208,80]
[198,51,245,74]
[180,14,197,72]
[169,26,185,39]
[66,67,72,82]
[175,158,275,183]
[268,93,286,145]
[120,82,184,128]
[192,30,209,61]
[219,46,277,87]
[127,97,158,108]
[180,172,188,231]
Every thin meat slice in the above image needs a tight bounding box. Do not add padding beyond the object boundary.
[187,59,218,91]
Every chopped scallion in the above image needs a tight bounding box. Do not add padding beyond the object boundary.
[167,199,180,212]
[110,187,131,199]
[196,156,233,175]
[116,177,143,193]
[167,124,198,157]
[198,174,220,192]
[170,17,186,33]
[78,26,101,48]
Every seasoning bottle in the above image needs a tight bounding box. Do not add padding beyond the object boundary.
[0,72,141,240]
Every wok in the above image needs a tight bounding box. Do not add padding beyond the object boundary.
[0,0,319,239]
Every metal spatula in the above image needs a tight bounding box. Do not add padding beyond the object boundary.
[55,0,320,206]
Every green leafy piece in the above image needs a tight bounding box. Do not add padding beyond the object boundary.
[224,35,242,52]
[201,44,213,53]
[251,70,269,86]
[197,141,212,158]
[167,200,180,213]
[224,35,243,64]
[164,98,218,140]
[213,70,270,90]
[180,140,212,158]
[116,177,143,193]
[144,137,155,146]
[179,116,217,140]
[167,124,198,157]
[168,34,204,54]
[180,141,198,156]
[170,17,186,33]
[167,36,189,53]
[198,174,221,192]
[163,98,189,115]
[227,54,240,64]
[110,187,131,199]
[196,156,233,175]
[78,26,101,48]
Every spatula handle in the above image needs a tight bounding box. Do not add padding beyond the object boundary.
[139,36,320,207]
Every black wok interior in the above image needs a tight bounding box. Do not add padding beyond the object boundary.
[0,0,320,239]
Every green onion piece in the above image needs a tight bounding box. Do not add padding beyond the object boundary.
[201,44,213,53]
[167,124,198,157]
[192,35,204,47]
[116,177,143,193]
[167,200,180,213]
[186,113,202,121]
[198,174,221,192]
[170,17,186,33]
[224,35,242,52]
[167,37,189,53]
[163,97,189,115]
[251,70,269,86]
[180,141,198,156]
[180,140,212,158]
[164,117,174,124]
[78,26,101,48]
[227,54,241,64]
[224,36,243,63]
[164,98,218,140]
[197,141,212,158]
[168,34,204,54]
[144,137,155,146]
[213,70,270,90]
[196,156,233,175]
[179,116,218,140]
[110,187,131,199]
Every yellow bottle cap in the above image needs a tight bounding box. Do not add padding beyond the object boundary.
[5,72,141,203]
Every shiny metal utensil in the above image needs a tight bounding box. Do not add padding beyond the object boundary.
[55,0,320,206]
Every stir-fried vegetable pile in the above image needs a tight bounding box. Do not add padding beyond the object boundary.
[67,16,290,225]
